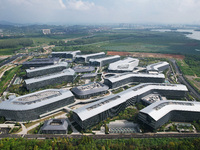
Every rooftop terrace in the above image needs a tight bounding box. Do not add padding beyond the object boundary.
[13,91,61,105]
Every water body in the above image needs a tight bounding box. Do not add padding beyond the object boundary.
[177,29,200,41]
[152,29,200,41]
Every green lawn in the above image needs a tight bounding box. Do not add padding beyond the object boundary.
[52,29,200,55]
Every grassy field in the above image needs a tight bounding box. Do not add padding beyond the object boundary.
[1,29,200,55]
[176,55,200,92]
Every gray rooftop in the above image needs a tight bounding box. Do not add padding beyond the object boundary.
[73,65,95,73]
[0,89,73,111]
[73,83,188,121]
[52,51,81,57]
[81,73,97,78]
[71,82,109,96]
[26,62,68,73]
[41,119,68,131]
[23,57,59,65]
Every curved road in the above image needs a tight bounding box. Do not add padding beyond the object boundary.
[170,59,200,100]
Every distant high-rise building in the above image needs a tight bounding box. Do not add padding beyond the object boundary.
[42,29,51,35]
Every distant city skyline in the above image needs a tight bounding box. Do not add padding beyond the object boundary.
[0,0,200,25]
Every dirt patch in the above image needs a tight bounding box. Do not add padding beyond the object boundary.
[107,51,185,60]
[12,56,33,64]
[0,55,11,59]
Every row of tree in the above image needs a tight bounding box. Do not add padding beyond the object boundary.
[0,38,33,49]
[0,136,200,149]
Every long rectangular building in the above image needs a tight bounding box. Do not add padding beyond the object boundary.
[22,58,59,68]
[0,89,74,121]
[104,73,165,89]
[73,83,188,129]
[138,100,200,129]
[108,57,139,72]
[75,52,106,63]
[26,62,68,78]
[51,51,81,58]
[89,55,121,67]
[25,68,75,91]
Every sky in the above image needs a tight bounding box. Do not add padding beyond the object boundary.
[0,0,200,25]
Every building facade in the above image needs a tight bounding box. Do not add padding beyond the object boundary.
[71,82,109,99]
[26,62,68,78]
[104,73,165,89]
[24,68,75,91]
[51,51,81,58]
[22,58,59,68]
[89,55,120,67]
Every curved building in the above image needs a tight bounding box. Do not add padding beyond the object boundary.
[138,100,200,129]
[71,82,109,99]
[108,57,139,72]
[25,68,75,91]
[0,89,74,121]
[26,62,68,78]
[146,62,169,73]
[73,83,188,129]
[104,73,165,89]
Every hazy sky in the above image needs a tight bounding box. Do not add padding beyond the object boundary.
[0,0,200,25]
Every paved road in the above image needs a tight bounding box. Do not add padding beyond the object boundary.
[170,59,200,100]
[1,133,200,139]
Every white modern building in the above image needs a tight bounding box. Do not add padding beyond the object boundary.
[0,89,74,121]
[75,52,106,63]
[146,62,169,74]
[73,83,188,129]
[139,100,200,129]
[108,57,139,72]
